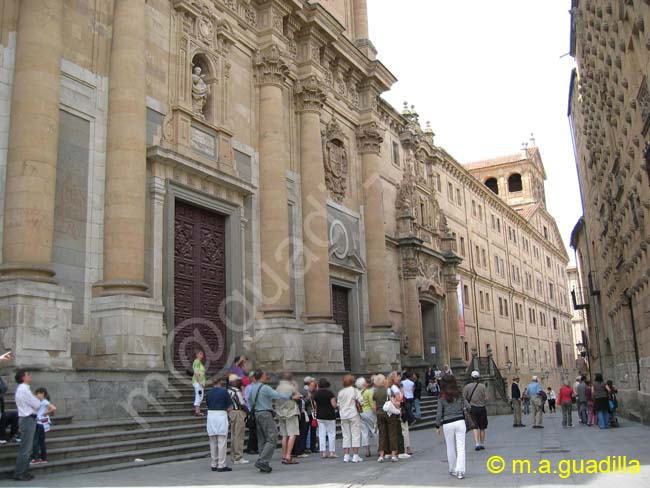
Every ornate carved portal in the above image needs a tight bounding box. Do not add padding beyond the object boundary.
[322,119,348,203]
[174,200,227,374]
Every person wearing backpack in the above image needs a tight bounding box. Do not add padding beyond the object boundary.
[462,371,488,451]
[526,376,544,428]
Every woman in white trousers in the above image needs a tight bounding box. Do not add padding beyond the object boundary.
[435,374,470,479]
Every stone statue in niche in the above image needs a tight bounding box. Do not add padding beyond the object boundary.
[191,65,209,118]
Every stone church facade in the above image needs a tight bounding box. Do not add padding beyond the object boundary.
[0,0,574,419]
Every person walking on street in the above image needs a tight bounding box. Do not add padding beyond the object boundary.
[313,378,337,459]
[226,374,249,465]
[585,380,595,426]
[526,376,544,428]
[13,370,42,481]
[243,372,258,455]
[205,376,233,472]
[337,374,363,463]
[463,371,488,450]
[511,376,524,427]
[576,376,588,424]
[547,387,557,413]
[592,373,611,429]
[248,370,301,473]
[412,372,422,419]
[275,372,301,465]
[558,379,575,427]
[435,374,470,480]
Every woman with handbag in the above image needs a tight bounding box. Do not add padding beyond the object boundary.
[374,374,398,463]
[337,374,363,463]
[435,374,471,480]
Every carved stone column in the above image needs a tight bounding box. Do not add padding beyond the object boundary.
[295,77,343,371]
[90,0,164,369]
[357,122,400,371]
[0,0,73,369]
[252,46,305,370]
[444,268,465,371]
[357,122,390,327]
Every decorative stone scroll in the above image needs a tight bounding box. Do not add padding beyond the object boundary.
[322,119,348,204]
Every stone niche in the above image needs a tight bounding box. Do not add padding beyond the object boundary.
[164,1,240,178]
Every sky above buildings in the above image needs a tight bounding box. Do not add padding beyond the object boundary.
[368,0,581,261]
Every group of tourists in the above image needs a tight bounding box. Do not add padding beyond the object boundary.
[1,351,56,482]
[510,373,619,430]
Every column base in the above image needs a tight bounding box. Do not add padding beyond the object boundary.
[253,317,305,371]
[365,324,401,372]
[0,280,73,369]
[303,322,345,372]
[90,295,164,369]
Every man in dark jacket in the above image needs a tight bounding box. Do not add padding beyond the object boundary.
[510,377,524,427]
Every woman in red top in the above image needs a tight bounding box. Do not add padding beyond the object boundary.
[558,380,575,427]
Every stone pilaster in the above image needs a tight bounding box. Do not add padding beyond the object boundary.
[0,0,73,369]
[353,0,369,40]
[357,122,390,327]
[444,268,465,370]
[90,0,163,369]
[255,45,293,317]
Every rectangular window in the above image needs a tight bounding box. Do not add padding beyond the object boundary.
[463,285,470,306]
[479,291,484,310]
[486,293,491,311]
[475,245,480,265]
[497,218,501,233]
[543,226,548,239]
[491,214,496,229]
[478,205,483,220]
[494,256,499,274]
[549,282,554,300]
[392,141,400,166]
[460,236,466,256]
[481,249,487,267]
[456,188,462,205]
[546,256,551,268]
[448,182,453,200]
[504,299,509,317]
[500,258,505,276]
[498,297,503,315]
[472,200,477,217]
[553,317,557,329]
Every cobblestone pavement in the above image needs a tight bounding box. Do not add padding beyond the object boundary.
[3,412,649,487]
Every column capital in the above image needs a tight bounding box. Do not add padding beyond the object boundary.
[295,75,326,113]
[255,44,289,87]
[356,121,384,154]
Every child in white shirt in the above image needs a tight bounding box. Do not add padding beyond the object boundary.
[31,388,56,464]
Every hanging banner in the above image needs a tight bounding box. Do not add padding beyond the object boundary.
[457,274,466,337]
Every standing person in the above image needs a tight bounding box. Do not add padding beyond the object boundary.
[412,372,422,419]
[388,371,412,458]
[192,350,206,417]
[435,374,470,480]
[585,379,595,426]
[463,371,488,450]
[425,367,434,392]
[13,370,41,481]
[526,376,544,428]
[1,353,20,445]
[30,388,56,465]
[248,370,301,473]
[313,378,337,459]
[510,377,524,427]
[592,373,611,429]
[374,374,397,463]
[443,364,453,376]
[573,376,582,396]
[226,374,249,465]
[606,380,619,427]
[401,374,415,418]
[205,376,233,472]
[356,377,375,458]
[522,389,530,416]
[276,372,301,465]
[547,387,556,413]
[230,356,248,380]
[558,379,575,428]
[337,374,363,463]
[576,376,588,425]
[304,379,318,454]
[243,372,258,455]
[292,380,310,459]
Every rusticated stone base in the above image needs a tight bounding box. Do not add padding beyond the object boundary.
[303,322,345,372]
[90,295,164,369]
[0,280,73,369]
[253,317,305,371]
[365,325,401,372]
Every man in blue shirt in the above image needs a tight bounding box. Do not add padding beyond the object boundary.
[525,376,544,428]
[205,377,233,472]
[248,370,301,473]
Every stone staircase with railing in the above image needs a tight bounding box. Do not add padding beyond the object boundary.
[0,376,438,477]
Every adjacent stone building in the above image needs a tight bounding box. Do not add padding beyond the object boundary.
[0,0,574,419]
[568,0,650,423]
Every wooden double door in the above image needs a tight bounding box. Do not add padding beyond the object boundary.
[331,285,352,371]
[173,200,227,374]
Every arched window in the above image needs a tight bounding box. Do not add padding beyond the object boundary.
[508,173,523,192]
[485,177,499,194]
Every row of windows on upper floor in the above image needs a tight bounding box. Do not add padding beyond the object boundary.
[463,342,571,370]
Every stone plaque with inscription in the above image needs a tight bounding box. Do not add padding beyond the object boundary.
[191,125,218,159]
